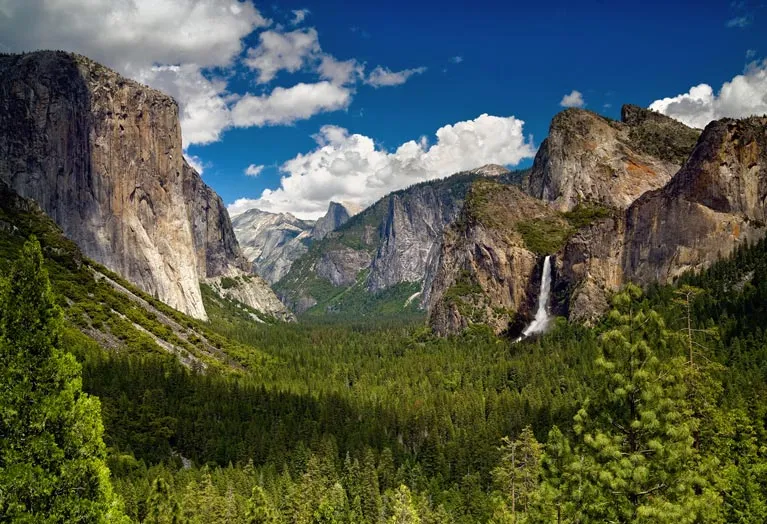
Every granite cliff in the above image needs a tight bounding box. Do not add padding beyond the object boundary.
[0,51,291,321]
[429,108,767,335]
[526,105,700,211]
[311,201,359,240]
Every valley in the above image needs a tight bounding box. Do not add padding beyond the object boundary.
[1,47,766,523]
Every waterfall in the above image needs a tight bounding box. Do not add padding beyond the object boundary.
[518,255,553,340]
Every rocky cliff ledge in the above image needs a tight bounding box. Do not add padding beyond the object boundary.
[526,105,700,211]
[0,51,290,321]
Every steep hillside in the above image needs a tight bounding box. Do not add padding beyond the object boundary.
[0,50,288,321]
[526,104,700,211]
[0,180,281,372]
[274,165,522,316]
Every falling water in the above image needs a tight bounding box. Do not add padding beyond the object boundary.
[518,255,553,340]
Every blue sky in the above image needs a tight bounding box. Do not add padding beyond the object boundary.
[1,0,766,218]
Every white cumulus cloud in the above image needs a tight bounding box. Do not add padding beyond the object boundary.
[228,114,536,219]
[0,0,268,148]
[319,55,364,85]
[560,90,585,108]
[244,28,320,83]
[649,60,767,129]
[0,0,269,68]
[365,66,427,88]
[231,82,352,127]
[244,164,265,177]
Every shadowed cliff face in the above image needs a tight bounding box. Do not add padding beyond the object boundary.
[526,105,700,211]
[0,51,290,321]
[623,116,767,282]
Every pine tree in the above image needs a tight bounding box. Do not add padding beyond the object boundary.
[361,448,383,523]
[145,477,181,523]
[0,238,122,522]
[247,485,282,524]
[492,425,541,521]
[387,485,420,524]
[312,482,347,524]
[536,285,721,523]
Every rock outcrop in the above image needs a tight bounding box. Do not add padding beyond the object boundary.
[0,50,290,321]
[427,180,555,335]
[231,208,314,284]
[311,201,358,240]
[429,111,767,334]
[563,116,767,323]
[624,116,767,282]
[526,105,700,211]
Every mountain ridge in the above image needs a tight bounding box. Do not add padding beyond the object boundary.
[274,166,526,316]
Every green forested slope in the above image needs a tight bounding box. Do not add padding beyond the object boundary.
[3,179,767,522]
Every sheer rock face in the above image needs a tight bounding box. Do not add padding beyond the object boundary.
[558,215,627,324]
[367,184,469,297]
[316,248,372,287]
[526,106,700,211]
[428,181,555,336]
[429,114,767,334]
[0,51,290,320]
[232,208,314,284]
[311,201,356,240]
[623,116,767,283]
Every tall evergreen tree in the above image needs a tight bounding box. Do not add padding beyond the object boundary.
[535,286,721,523]
[247,486,283,524]
[492,425,542,521]
[145,477,181,524]
[0,238,122,522]
[387,485,420,524]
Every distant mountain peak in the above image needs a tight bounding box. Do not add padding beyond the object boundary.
[469,164,511,177]
[311,201,356,240]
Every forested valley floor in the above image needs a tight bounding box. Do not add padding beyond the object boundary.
[3,205,767,522]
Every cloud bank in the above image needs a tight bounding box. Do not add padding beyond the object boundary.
[0,0,426,149]
[649,60,767,129]
[229,114,536,219]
